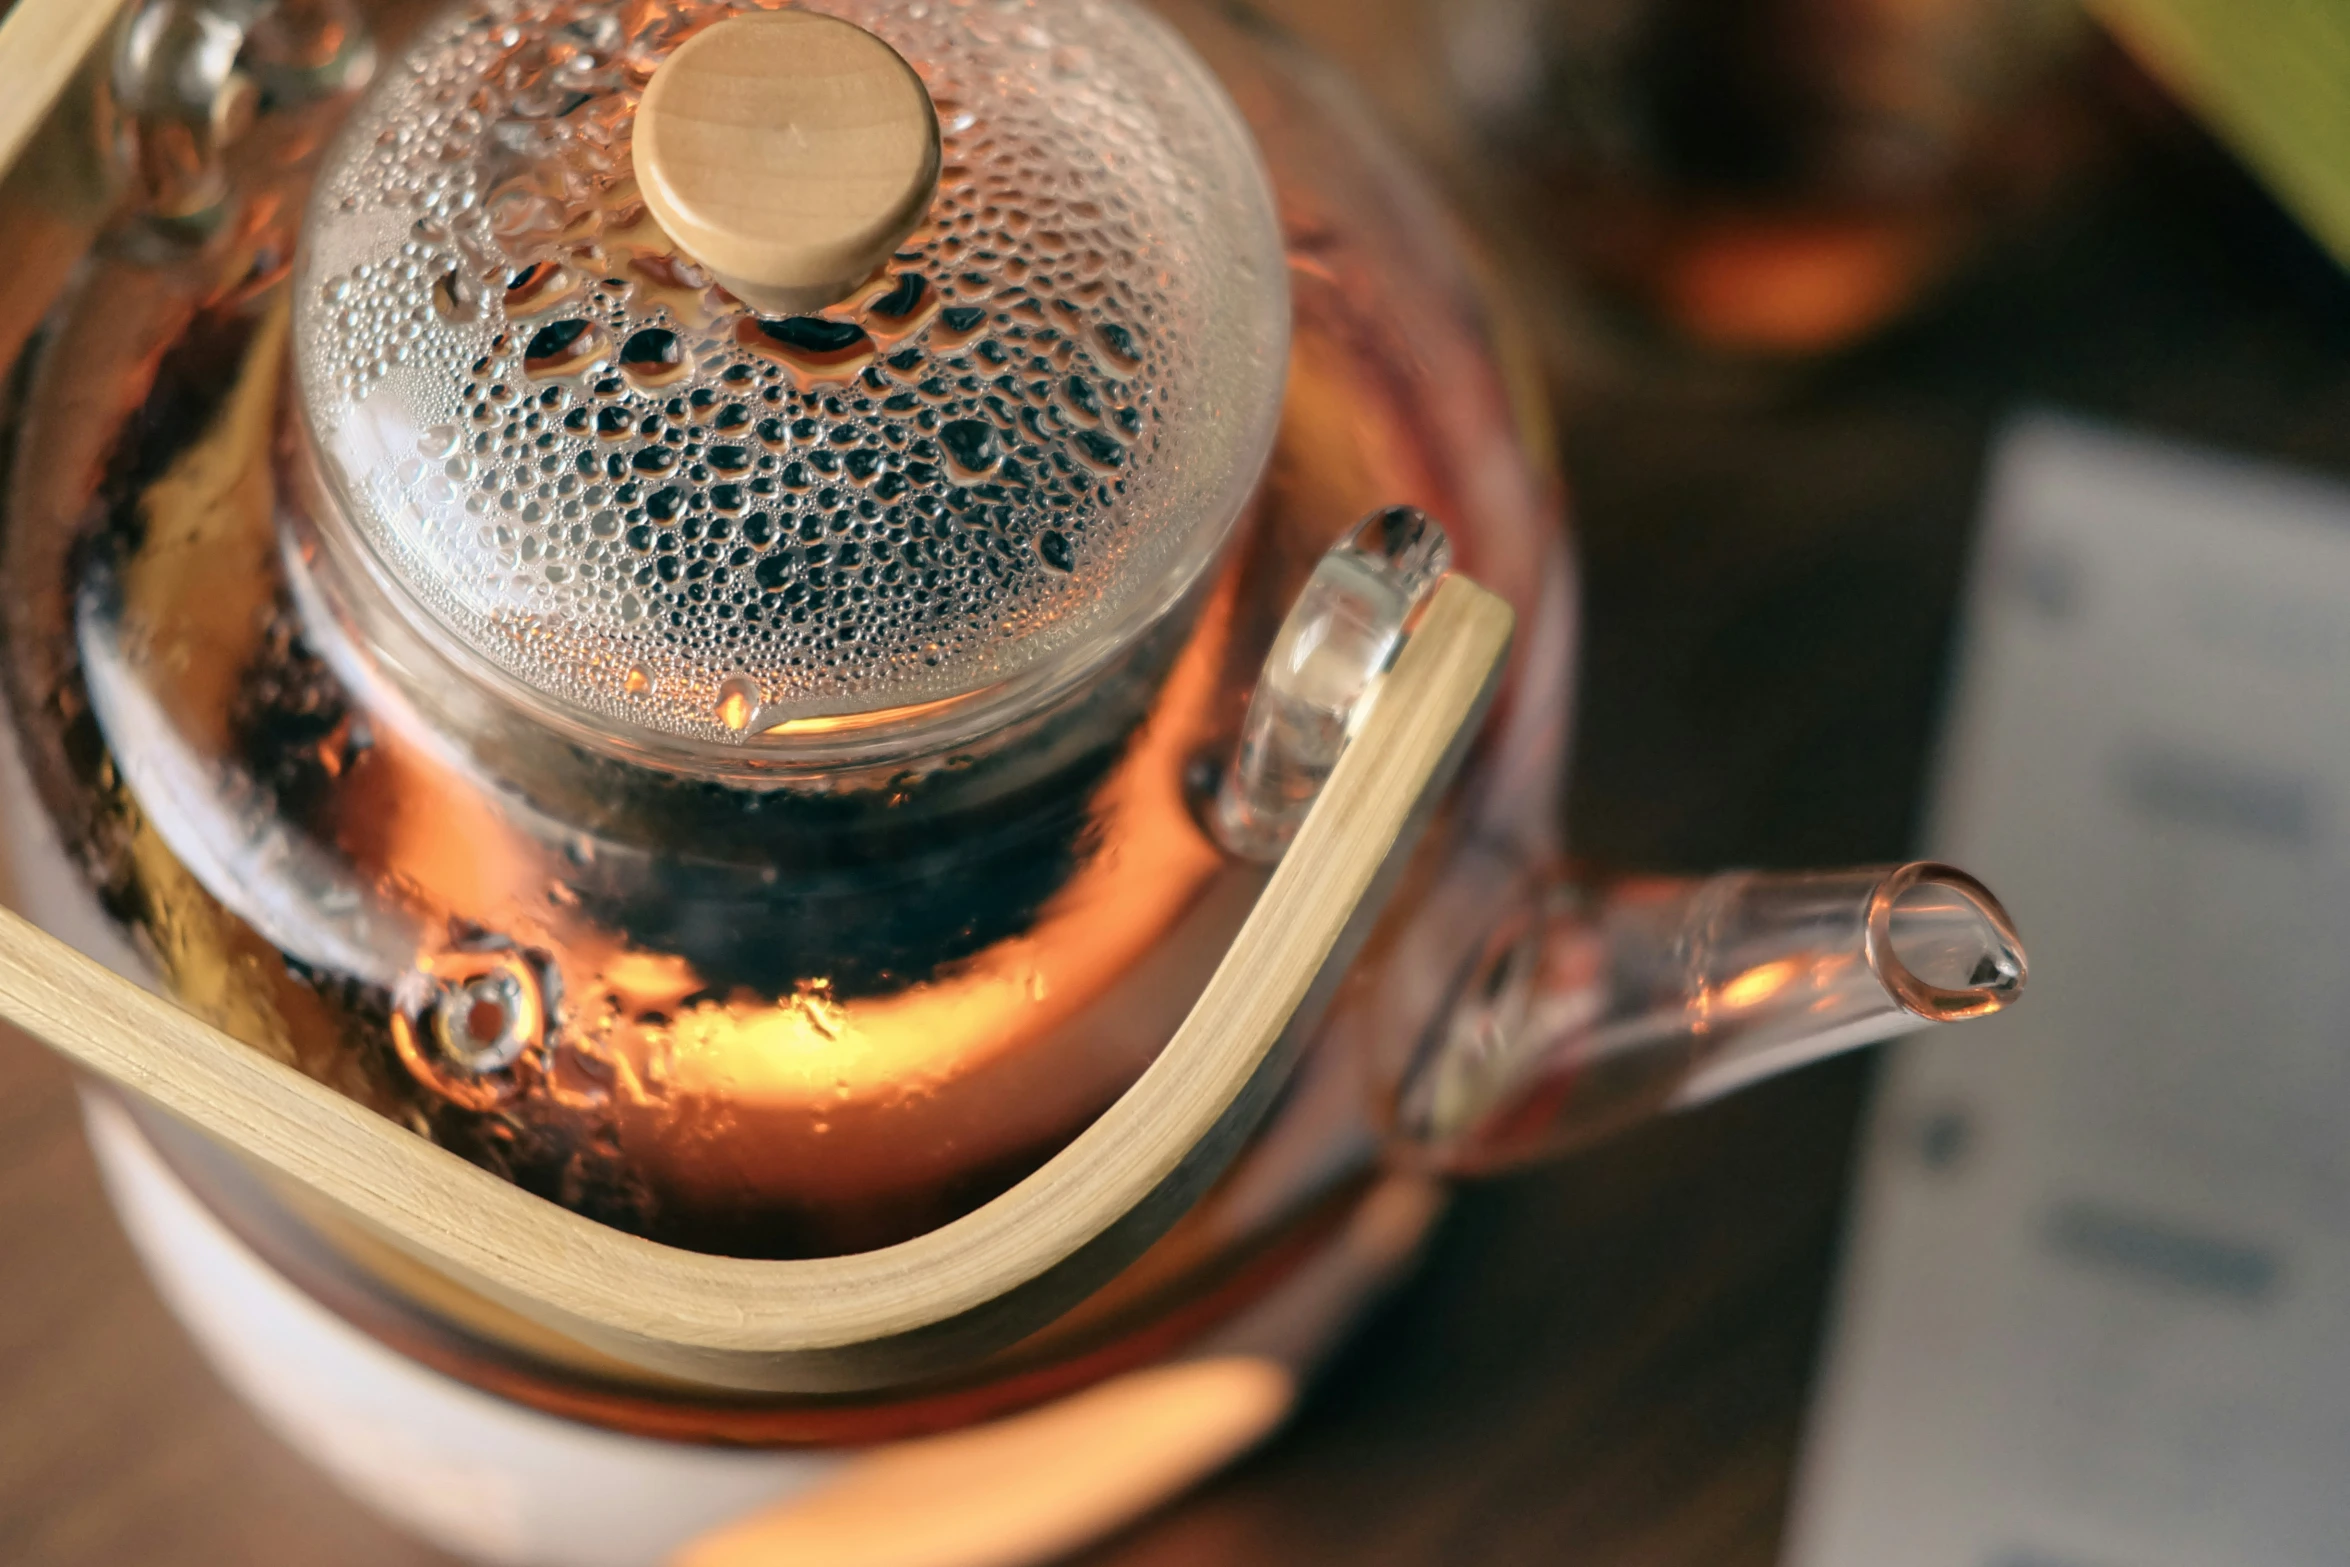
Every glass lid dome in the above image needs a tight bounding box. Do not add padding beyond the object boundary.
[292,0,1289,752]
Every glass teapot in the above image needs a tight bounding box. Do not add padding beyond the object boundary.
[0,0,2025,1560]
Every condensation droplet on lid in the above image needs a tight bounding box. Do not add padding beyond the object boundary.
[430,266,481,323]
[933,305,989,347]
[715,672,762,731]
[863,272,936,337]
[1072,427,1124,475]
[523,318,604,379]
[1094,320,1142,370]
[618,326,690,389]
[504,258,576,316]
[623,662,651,695]
[737,316,875,386]
[939,418,1002,481]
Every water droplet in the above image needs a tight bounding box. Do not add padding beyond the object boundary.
[430,266,481,323]
[618,326,690,389]
[1036,529,1074,572]
[863,273,936,338]
[623,662,651,695]
[935,306,989,346]
[1094,320,1141,370]
[737,316,874,385]
[523,318,604,379]
[716,672,762,731]
[1073,428,1124,474]
[504,259,576,317]
[939,419,1002,481]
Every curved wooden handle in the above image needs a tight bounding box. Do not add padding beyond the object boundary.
[0,575,1514,1392]
[0,0,128,181]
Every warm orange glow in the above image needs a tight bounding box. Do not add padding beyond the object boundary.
[1718,958,1801,1012]
[716,683,755,731]
[334,571,1244,1224]
[117,302,290,756]
[658,587,1233,1105]
[332,720,548,938]
[671,1357,1294,1567]
[1661,212,1948,353]
[756,688,976,737]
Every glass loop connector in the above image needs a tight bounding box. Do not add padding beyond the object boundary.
[1212,507,1455,861]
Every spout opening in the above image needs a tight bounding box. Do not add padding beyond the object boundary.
[1865,862,2027,1022]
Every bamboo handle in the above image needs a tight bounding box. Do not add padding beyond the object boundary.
[0,0,126,181]
[0,575,1515,1392]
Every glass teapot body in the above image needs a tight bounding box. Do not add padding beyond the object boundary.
[2,0,1563,1315]
[0,0,2018,1560]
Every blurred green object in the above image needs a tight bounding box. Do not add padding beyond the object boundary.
[2091,0,2350,267]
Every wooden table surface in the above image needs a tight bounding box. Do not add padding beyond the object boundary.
[9,15,2350,1565]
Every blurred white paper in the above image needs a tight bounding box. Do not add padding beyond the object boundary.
[1789,412,2350,1567]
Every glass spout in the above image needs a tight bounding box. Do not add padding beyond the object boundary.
[1393,861,2026,1171]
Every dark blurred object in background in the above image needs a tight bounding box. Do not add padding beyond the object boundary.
[1443,0,2104,360]
[1258,0,2148,386]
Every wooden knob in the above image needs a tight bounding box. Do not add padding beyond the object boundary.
[634,12,941,315]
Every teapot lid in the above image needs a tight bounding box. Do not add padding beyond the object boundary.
[293,0,1287,752]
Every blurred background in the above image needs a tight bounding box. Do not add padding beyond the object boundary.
[7,0,2350,1560]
